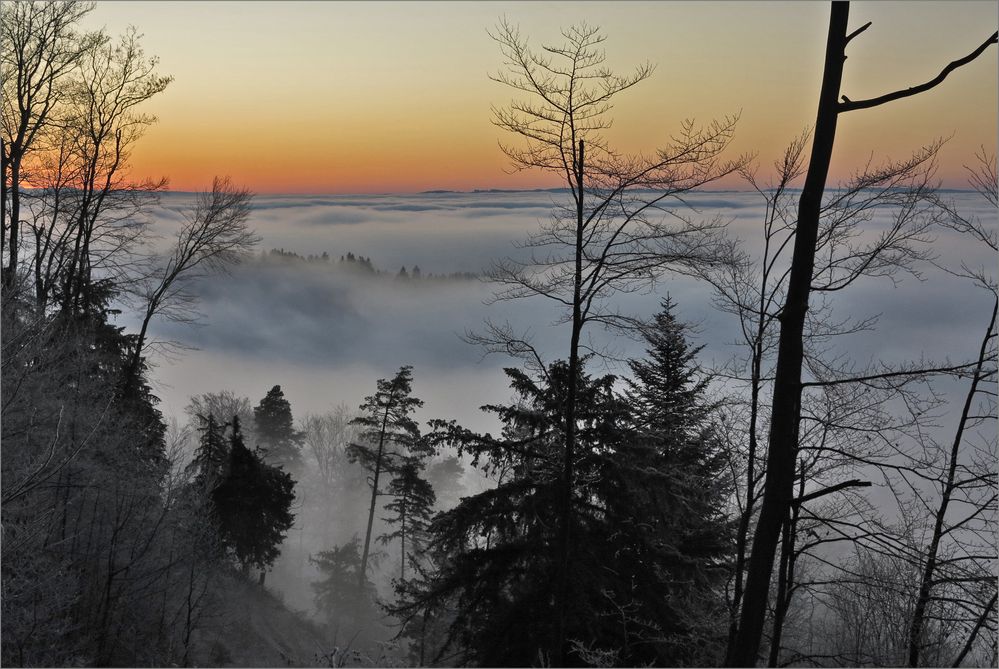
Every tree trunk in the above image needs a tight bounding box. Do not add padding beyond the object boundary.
[2,149,9,272]
[906,298,997,666]
[767,465,805,667]
[555,139,584,667]
[726,4,849,665]
[359,403,391,588]
[5,158,21,289]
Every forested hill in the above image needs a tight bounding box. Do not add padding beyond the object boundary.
[261,247,479,281]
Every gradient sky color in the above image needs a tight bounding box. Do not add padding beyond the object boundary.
[83,1,998,194]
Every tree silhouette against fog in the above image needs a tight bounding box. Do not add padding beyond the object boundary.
[348,366,425,588]
[1,0,100,290]
[903,154,997,668]
[379,458,436,582]
[212,417,295,577]
[726,4,997,665]
[125,177,258,387]
[480,20,746,662]
[254,385,304,471]
[695,128,974,663]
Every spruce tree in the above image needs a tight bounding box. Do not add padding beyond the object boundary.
[188,414,229,492]
[253,385,303,470]
[392,325,733,666]
[348,365,425,587]
[379,459,436,581]
[391,360,632,666]
[612,298,734,664]
[310,536,375,634]
[212,417,296,575]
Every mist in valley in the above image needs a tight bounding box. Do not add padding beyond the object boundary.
[3,2,996,667]
[136,188,996,659]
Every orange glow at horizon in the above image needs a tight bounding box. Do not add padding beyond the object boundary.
[83,1,997,195]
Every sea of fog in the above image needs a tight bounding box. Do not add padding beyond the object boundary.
[133,189,996,437]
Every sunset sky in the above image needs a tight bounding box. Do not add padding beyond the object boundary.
[84,1,997,194]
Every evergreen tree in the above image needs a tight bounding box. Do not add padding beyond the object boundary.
[608,298,734,664]
[188,414,229,492]
[626,297,714,444]
[379,458,436,581]
[310,536,376,633]
[212,417,296,574]
[392,338,732,666]
[348,365,425,587]
[253,384,303,470]
[391,361,628,666]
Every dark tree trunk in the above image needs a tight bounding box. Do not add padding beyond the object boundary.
[359,403,391,588]
[5,158,21,289]
[725,4,849,665]
[555,139,584,667]
[767,465,805,667]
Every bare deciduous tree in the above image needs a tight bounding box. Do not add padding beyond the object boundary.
[483,20,745,662]
[727,3,997,664]
[1,0,100,290]
[125,177,257,385]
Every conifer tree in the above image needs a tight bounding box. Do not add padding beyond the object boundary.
[188,414,229,492]
[348,366,425,587]
[392,324,732,665]
[391,361,633,665]
[614,299,734,663]
[212,417,295,575]
[253,385,303,470]
[310,536,376,634]
[380,459,436,581]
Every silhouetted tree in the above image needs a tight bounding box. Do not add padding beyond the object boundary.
[188,414,229,493]
[212,417,295,575]
[125,177,258,386]
[379,459,436,581]
[310,536,375,634]
[348,366,425,587]
[727,5,997,665]
[394,347,731,666]
[253,385,303,470]
[1,0,100,290]
[617,299,734,664]
[481,22,744,661]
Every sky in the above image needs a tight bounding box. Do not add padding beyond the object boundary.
[82,1,998,193]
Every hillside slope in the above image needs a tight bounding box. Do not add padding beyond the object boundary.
[188,574,331,667]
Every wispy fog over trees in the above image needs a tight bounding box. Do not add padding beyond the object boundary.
[1,2,995,668]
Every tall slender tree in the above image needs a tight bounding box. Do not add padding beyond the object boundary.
[1,1,100,290]
[483,22,745,662]
[379,459,436,581]
[348,366,424,588]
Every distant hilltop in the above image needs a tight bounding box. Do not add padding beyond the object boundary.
[259,247,479,281]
